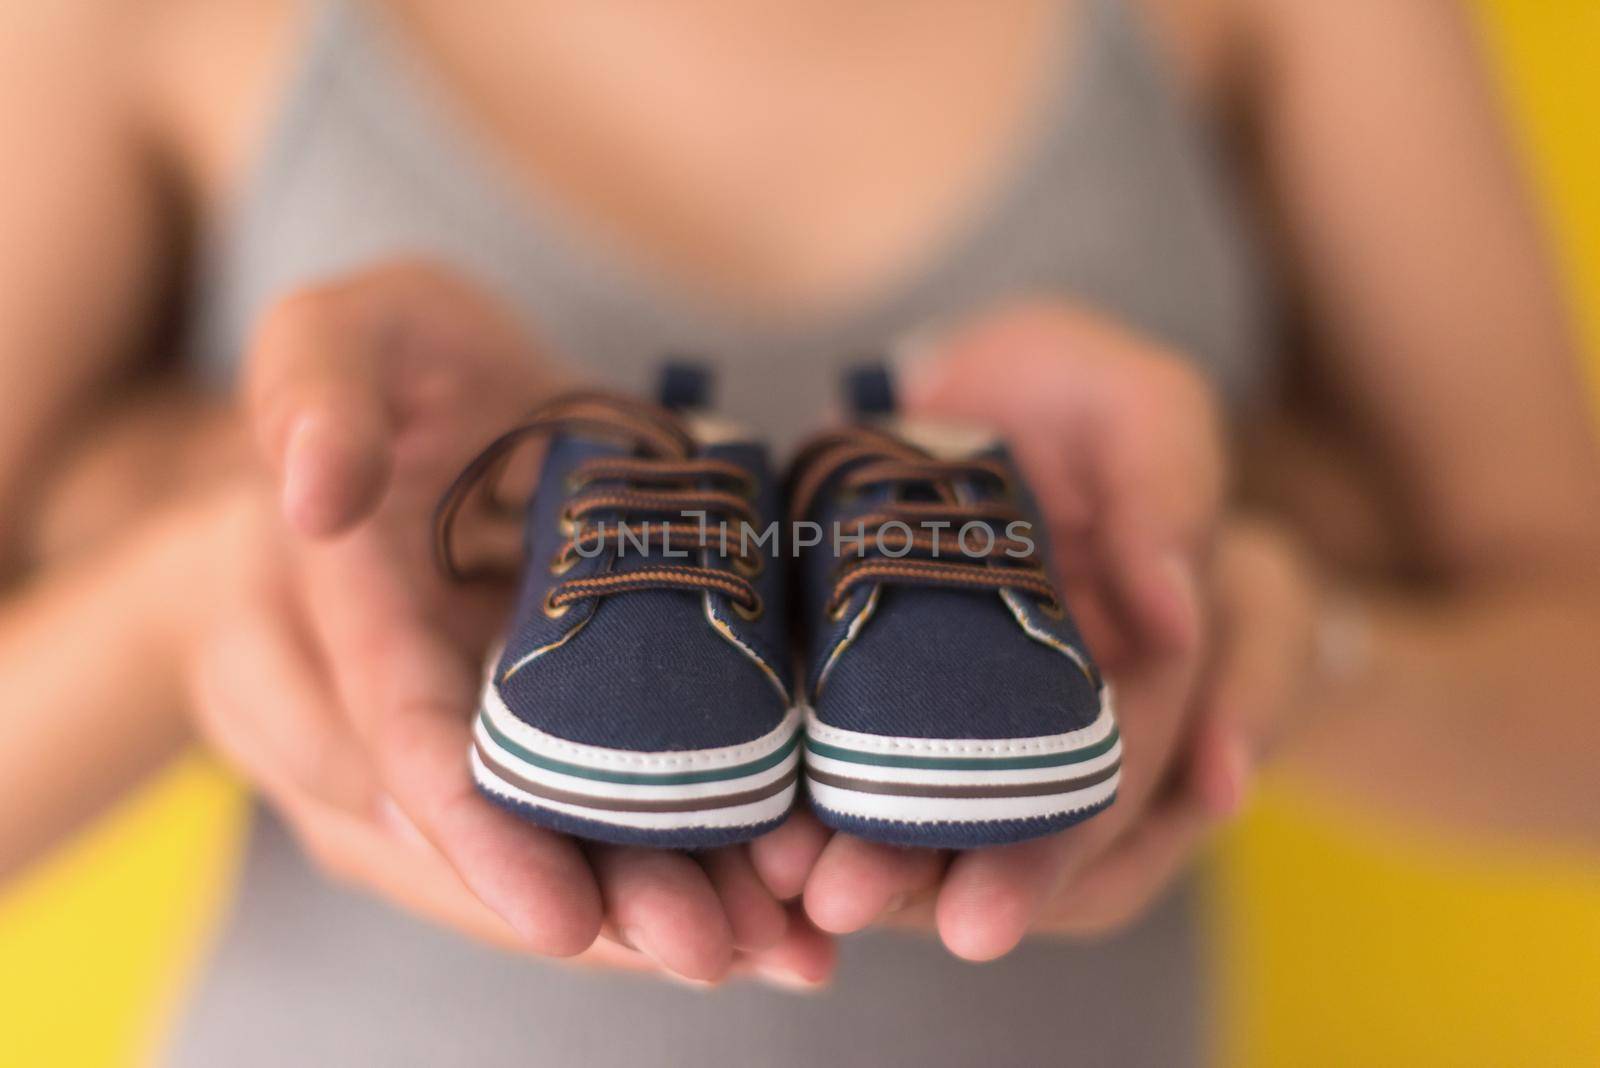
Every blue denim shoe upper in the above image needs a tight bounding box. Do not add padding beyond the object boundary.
[440,392,791,754]
[792,420,1101,742]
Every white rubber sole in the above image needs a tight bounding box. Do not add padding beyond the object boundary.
[471,680,801,842]
[803,689,1120,836]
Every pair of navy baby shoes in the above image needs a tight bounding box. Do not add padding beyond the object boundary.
[436,366,1119,850]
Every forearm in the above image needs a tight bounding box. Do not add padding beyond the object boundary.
[1281,572,1600,847]
[0,506,204,880]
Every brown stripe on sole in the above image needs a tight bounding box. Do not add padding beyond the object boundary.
[806,759,1120,800]
[475,740,798,813]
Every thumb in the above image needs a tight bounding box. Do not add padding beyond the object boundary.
[246,286,395,537]
[893,333,1006,423]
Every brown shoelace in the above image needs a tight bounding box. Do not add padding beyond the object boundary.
[788,427,1061,617]
[434,393,764,617]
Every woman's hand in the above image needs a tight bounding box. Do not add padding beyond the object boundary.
[186,485,839,984]
[793,302,1295,958]
[186,486,543,950]
[187,261,833,986]
[1039,514,1322,934]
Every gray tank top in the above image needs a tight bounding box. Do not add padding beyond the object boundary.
[170,2,1271,1064]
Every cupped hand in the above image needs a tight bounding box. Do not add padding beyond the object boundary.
[1038,513,1322,934]
[792,302,1249,959]
[187,261,832,986]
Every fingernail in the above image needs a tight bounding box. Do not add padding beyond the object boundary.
[376,795,429,849]
[884,893,910,916]
[1222,737,1253,815]
[1157,551,1201,650]
[279,415,318,522]
[622,927,658,966]
[1163,550,1195,603]
[622,926,697,982]
[753,964,826,994]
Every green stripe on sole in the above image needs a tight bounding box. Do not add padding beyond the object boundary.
[479,711,800,786]
[805,726,1118,771]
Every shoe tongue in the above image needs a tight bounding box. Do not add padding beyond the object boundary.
[546,412,756,454]
[870,416,1003,460]
[657,362,761,449]
[845,364,898,417]
[658,361,714,411]
[683,411,760,449]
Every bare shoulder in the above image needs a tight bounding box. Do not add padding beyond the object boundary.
[1136,0,1489,116]
[1230,0,1478,42]
[1129,0,1253,117]
[129,0,307,208]
[0,2,141,98]
[0,0,303,207]
[1221,0,1488,85]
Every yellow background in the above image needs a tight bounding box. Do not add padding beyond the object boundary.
[2,2,1598,1065]
[1214,2,1600,1062]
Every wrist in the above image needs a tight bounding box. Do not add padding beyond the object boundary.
[130,484,270,664]
[1275,545,1407,757]
[1311,588,1375,693]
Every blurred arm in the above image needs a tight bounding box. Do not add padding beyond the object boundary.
[0,500,211,879]
[1244,0,1600,842]
[0,3,200,873]
[0,2,172,571]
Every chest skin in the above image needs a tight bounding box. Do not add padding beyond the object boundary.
[146,0,1233,318]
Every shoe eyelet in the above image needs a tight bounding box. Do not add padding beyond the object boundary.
[732,592,764,622]
[827,598,852,623]
[558,505,580,537]
[733,553,765,579]
[1037,597,1065,620]
[542,589,572,619]
[548,549,578,576]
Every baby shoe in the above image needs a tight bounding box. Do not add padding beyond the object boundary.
[436,367,800,847]
[789,366,1119,848]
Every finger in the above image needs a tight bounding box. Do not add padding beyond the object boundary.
[574,935,659,975]
[748,809,832,901]
[933,834,1078,961]
[1044,791,1216,937]
[305,542,603,957]
[276,788,528,953]
[1185,700,1254,821]
[591,846,735,983]
[1046,718,1244,937]
[1044,674,1258,938]
[700,847,787,951]
[904,306,1219,657]
[365,637,602,956]
[246,286,395,536]
[1203,520,1319,762]
[941,635,1220,961]
[1096,570,1210,813]
[1094,520,1202,660]
[934,554,1207,965]
[1083,367,1216,658]
[738,904,839,991]
[188,586,377,816]
[803,835,945,934]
